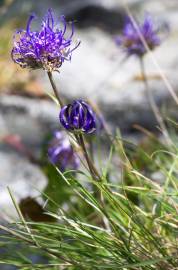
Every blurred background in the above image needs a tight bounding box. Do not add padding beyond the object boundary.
[0,0,178,238]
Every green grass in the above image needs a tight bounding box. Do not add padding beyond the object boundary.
[0,128,177,270]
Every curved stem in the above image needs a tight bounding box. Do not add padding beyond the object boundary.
[77,133,111,230]
[76,133,100,180]
[139,57,172,145]
[47,71,64,108]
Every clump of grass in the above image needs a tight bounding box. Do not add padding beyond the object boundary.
[0,129,177,270]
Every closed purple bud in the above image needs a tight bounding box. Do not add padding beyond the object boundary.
[11,9,80,71]
[48,131,80,171]
[115,14,162,57]
[59,100,96,134]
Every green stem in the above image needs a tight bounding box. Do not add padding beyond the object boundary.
[47,71,64,108]
[77,133,100,180]
[78,133,112,230]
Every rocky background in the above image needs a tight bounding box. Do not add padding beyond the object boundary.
[0,0,178,227]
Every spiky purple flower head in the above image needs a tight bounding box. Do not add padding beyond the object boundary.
[11,9,80,71]
[48,131,80,171]
[115,14,161,57]
[59,100,96,134]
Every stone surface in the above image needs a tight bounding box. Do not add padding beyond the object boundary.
[0,95,59,152]
[0,150,47,220]
[0,96,57,219]
[5,0,140,18]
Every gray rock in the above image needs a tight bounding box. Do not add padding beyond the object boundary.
[0,150,47,220]
[0,95,59,153]
[0,96,56,219]
[5,0,140,18]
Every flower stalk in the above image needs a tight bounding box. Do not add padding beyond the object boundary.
[47,71,64,108]
[77,133,101,180]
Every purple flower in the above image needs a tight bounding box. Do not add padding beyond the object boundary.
[11,9,80,71]
[59,100,96,134]
[48,131,80,171]
[115,14,161,57]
